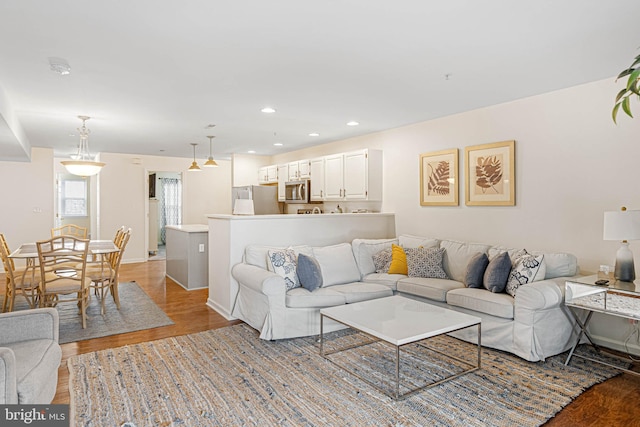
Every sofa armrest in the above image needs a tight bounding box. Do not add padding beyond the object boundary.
[515,278,565,310]
[0,347,18,404]
[231,263,287,297]
[0,308,59,346]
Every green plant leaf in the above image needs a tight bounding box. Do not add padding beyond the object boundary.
[612,102,621,123]
[622,96,633,118]
[615,88,628,102]
[617,68,633,80]
[627,69,640,89]
[630,82,640,96]
[632,57,640,68]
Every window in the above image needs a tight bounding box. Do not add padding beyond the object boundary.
[61,179,88,217]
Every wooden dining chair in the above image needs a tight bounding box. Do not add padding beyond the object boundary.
[85,228,131,315]
[0,234,39,312]
[51,224,88,239]
[36,236,91,328]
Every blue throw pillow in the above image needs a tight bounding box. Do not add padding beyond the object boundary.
[297,253,323,291]
[483,252,511,293]
[464,252,489,288]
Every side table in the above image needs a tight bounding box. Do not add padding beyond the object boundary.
[564,274,640,375]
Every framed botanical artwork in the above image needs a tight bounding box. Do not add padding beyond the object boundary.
[464,140,515,206]
[420,148,458,206]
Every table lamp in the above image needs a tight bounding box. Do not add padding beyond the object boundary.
[233,199,255,215]
[603,207,640,282]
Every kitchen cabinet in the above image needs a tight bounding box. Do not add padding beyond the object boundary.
[258,165,278,184]
[309,157,325,201]
[288,160,311,181]
[323,149,382,201]
[277,163,288,201]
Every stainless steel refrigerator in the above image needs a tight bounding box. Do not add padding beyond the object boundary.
[231,185,281,215]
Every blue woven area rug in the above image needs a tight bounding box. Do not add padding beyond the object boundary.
[68,324,624,426]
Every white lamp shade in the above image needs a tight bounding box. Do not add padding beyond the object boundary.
[603,210,640,241]
[233,199,255,215]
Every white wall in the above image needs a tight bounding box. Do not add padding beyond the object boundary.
[232,153,270,186]
[0,147,53,252]
[97,153,232,262]
[269,78,640,352]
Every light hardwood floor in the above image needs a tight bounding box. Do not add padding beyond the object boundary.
[9,259,639,425]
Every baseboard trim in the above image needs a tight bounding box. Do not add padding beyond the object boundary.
[206,298,236,321]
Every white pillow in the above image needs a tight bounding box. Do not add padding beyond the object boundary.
[440,240,492,283]
[505,252,546,297]
[313,243,361,287]
[245,245,312,269]
[267,248,300,290]
[351,238,398,275]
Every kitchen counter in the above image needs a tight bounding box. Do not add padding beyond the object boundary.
[205,212,396,319]
[165,224,208,290]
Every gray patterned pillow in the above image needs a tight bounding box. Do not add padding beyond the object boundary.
[505,251,546,297]
[405,247,448,279]
[267,248,300,290]
[372,248,392,273]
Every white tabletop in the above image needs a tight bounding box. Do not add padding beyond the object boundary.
[9,240,119,258]
[321,295,481,346]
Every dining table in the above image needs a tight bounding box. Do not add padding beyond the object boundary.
[8,239,120,305]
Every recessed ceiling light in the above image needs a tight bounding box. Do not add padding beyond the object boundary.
[347,121,359,126]
[309,133,320,137]
[204,124,216,129]
[248,150,256,154]
[273,142,283,146]
[261,107,276,113]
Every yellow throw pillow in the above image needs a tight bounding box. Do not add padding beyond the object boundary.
[388,244,408,275]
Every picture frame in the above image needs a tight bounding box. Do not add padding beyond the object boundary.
[420,148,458,206]
[464,140,515,206]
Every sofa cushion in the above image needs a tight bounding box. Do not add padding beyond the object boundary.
[397,277,464,302]
[351,238,398,275]
[331,282,393,303]
[297,253,323,291]
[447,288,515,319]
[285,287,347,308]
[505,252,546,297]
[405,247,448,279]
[489,246,578,279]
[313,243,361,287]
[483,252,511,293]
[398,234,439,249]
[361,273,406,291]
[267,248,300,290]
[388,244,408,275]
[245,245,313,270]
[9,339,61,404]
[440,240,492,282]
[372,248,392,273]
[464,252,489,288]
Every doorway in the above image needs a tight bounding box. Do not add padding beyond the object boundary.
[55,173,91,237]
[147,171,182,261]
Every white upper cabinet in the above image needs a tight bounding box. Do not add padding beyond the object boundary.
[323,149,382,201]
[258,165,278,184]
[277,164,288,201]
[287,160,310,181]
[309,157,325,201]
[323,153,345,200]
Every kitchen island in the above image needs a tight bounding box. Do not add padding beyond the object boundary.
[206,213,396,319]
[165,224,208,290]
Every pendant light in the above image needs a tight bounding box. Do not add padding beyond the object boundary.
[188,143,201,172]
[61,116,105,177]
[203,135,218,167]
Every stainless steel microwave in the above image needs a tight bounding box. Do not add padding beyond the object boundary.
[285,180,310,203]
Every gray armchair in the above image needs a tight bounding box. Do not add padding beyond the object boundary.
[0,308,62,404]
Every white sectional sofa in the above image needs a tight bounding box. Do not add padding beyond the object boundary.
[231,234,580,362]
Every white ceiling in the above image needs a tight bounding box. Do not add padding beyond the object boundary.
[0,0,638,162]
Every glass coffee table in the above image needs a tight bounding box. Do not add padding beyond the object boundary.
[320,295,481,400]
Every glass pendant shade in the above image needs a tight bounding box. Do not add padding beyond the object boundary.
[61,116,105,177]
[188,143,201,172]
[204,135,218,167]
